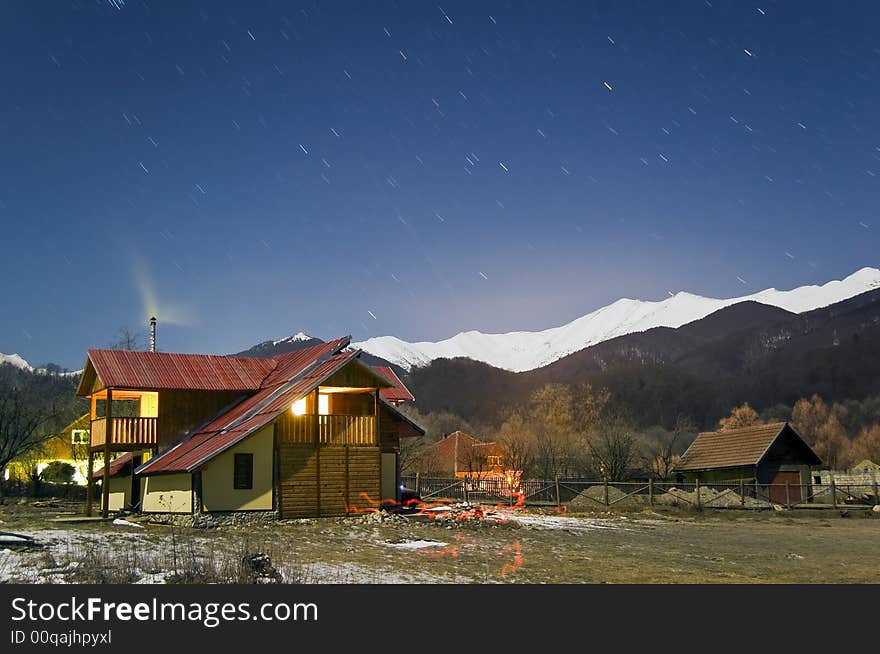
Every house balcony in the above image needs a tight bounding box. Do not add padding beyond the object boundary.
[90,417,158,451]
[278,414,376,446]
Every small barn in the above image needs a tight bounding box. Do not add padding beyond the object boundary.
[674,422,821,504]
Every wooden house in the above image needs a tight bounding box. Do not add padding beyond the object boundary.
[76,337,424,519]
[673,422,821,504]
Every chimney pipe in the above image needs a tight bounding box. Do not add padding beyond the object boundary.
[149,317,157,352]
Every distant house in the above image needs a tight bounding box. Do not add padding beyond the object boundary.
[813,459,880,489]
[674,422,821,504]
[76,336,424,520]
[5,414,91,485]
[417,431,509,479]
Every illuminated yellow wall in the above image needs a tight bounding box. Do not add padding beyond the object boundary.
[201,424,274,511]
[107,476,130,511]
[139,392,159,418]
[142,473,192,513]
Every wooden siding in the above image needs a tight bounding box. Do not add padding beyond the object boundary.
[278,444,380,518]
[378,402,403,453]
[322,363,388,389]
[156,389,244,449]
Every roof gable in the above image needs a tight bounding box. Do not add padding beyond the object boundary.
[372,366,415,402]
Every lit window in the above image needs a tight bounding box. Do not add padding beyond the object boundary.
[319,393,329,415]
[71,429,89,445]
[291,398,307,416]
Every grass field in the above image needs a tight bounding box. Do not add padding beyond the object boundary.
[1,500,878,583]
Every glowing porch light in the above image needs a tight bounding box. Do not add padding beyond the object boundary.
[291,394,330,416]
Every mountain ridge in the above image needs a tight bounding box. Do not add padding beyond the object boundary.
[353,267,880,372]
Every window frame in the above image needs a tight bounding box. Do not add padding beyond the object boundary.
[233,453,254,490]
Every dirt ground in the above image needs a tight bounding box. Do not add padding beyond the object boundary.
[1,499,878,584]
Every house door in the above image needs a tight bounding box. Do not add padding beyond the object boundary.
[768,471,801,504]
[380,453,398,503]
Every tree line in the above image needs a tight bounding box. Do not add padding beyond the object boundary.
[400,384,880,481]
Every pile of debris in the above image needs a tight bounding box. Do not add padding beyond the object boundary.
[657,486,768,508]
[410,502,520,528]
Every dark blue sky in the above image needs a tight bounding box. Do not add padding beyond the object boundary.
[1,1,878,368]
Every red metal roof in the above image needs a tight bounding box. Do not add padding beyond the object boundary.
[81,350,275,393]
[137,348,361,475]
[94,451,134,478]
[372,366,415,402]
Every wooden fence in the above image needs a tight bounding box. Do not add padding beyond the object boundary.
[400,474,880,510]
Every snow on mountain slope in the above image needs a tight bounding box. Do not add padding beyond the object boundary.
[272,332,314,346]
[0,353,33,372]
[354,267,880,373]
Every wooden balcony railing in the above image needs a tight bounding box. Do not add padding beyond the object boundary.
[91,417,158,448]
[278,414,376,446]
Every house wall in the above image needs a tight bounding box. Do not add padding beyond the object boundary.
[107,476,131,511]
[677,466,756,483]
[278,443,381,518]
[201,424,274,511]
[142,473,192,513]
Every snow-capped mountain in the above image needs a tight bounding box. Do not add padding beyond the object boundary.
[354,267,880,373]
[272,331,315,345]
[0,353,33,372]
[235,331,324,358]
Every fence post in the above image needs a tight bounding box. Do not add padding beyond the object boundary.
[872,472,879,506]
[648,478,654,507]
[415,472,420,496]
[555,475,561,507]
[695,478,701,510]
[739,480,745,507]
[785,481,791,508]
[602,477,609,507]
[462,478,469,504]
[754,479,760,505]
[830,475,837,509]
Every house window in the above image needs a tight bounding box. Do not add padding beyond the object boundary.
[233,453,253,490]
[71,429,89,445]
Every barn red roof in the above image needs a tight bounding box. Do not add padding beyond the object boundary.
[77,350,275,395]
[372,366,415,402]
[74,335,424,476]
[137,349,363,475]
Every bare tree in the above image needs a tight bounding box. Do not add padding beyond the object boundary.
[110,326,145,351]
[0,383,59,496]
[642,414,697,479]
[498,430,535,481]
[398,434,431,474]
[586,411,638,482]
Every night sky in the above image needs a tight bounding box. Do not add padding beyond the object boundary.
[1,1,878,369]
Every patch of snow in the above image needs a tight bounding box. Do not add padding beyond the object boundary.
[354,267,880,372]
[112,518,143,528]
[272,331,314,346]
[502,512,621,531]
[384,539,448,550]
[0,353,33,372]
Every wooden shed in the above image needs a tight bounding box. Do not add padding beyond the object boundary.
[674,422,821,504]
